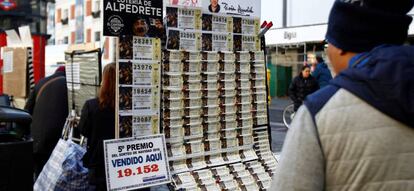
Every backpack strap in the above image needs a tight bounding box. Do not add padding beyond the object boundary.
[36,76,65,102]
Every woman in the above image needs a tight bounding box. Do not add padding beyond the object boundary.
[79,63,116,190]
[288,65,319,111]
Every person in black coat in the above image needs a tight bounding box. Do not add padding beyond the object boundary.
[25,66,69,178]
[289,65,320,111]
[79,63,115,191]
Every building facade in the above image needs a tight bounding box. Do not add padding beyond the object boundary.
[263,1,414,97]
[47,0,115,72]
[0,0,48,34]
[0,0,50,91]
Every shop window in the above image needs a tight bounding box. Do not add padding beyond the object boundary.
[92,0,100,18]
[62,9,69,25]
[95,31,101,42]
[63,36,69,44]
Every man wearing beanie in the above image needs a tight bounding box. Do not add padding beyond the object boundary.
[271,0,414,190]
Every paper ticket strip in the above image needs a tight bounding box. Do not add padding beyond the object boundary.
[111,0,277,190]
[117,36,162,138]
[161,1,278,190]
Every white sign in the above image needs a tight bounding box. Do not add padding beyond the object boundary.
[284,31,297,40]
[5,26,33,48]
[3,51,13,73]
[104,135,171,191]
[265,24,328,45]
[202,0,261,18]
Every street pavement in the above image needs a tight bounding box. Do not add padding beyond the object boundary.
[268,97,291,153]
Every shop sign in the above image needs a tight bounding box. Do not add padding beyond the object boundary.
[103,0,164,37]
[0,0,17,11]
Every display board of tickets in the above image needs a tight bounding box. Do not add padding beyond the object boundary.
[116,35,162,138]
[161,50,277,191]
[166,6,261,52]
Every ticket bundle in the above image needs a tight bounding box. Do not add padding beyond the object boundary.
[206,154,226,167]
[222,151,241,163]
[162,48,274,191]
[187,157,208,171]
[173,172,197,190]
[170,160,189,174]
[240,149,258,161]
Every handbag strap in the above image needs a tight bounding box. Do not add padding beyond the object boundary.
[36,76,65,102]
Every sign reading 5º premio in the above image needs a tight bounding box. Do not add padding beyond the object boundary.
[104,134,171,191]
[103,0,163,37]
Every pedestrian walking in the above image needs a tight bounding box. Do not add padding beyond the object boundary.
[311,55,332,88]
[79,63,150,191]
[25,65,69,179]
[78,63,116,191]
[271,0,414,190]
[288,65,319,111]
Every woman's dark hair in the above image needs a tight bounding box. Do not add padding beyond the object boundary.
[316,56,324,63]
[99,63,116,109]
[299,65,311,76]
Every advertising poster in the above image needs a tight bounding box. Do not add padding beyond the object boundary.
[166,6,202,30]
[103,0,164,37]
[104,135,171,191]
[202,0,261,18]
